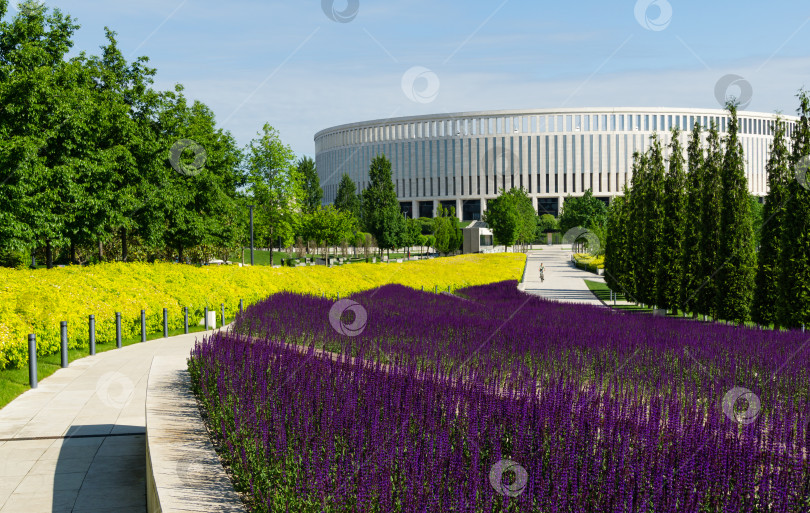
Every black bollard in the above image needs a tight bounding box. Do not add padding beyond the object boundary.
[28,334,37,388]
[116,313,122,348]
[60,321,68,368]
[89,315,96,355]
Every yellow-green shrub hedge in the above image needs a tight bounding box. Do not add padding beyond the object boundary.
[572,253,605,273]
[0,253,526,369]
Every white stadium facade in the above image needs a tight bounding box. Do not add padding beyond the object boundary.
[314,108,799,220]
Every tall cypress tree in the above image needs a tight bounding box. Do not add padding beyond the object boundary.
[717,104,756,323]
[640,135,666,307]
[334,172,360,219]
[777,90,810,328]
[626,152,648,302]
[297,156,322,214]
[752,116,790,327]
[657,128,687,313]
[604,192,627,294]
[680,123,705,316]
[697,122,724,319]
[361,154,404,254]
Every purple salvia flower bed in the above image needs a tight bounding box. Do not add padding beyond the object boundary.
[189,281,810,512]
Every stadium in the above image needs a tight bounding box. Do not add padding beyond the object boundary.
[314,108,799,220]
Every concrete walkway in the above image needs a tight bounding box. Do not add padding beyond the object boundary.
[0,251,611,512]
[519,247,606,306]
[0,329,215,512]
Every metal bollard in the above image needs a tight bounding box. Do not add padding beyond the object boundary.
[204,307,209,330]
[184,307,189,334]
[89,315,96,355]
[163,308,168,338]
[337,292,340,300]
[239,299,243,315]
[60,321,68,368]
[221,303,225,327]
[28,334,37,388]
[116,313,122,348]
[141,310,146,342]
[434,285,437,294]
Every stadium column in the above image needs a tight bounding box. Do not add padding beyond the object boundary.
[433,199,439,217]
[480,197,487,220]
[412,200,418,219]
[455,198,462,221]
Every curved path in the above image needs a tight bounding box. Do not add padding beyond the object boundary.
[0,330,210,512]
[0,250,607,512]
[519,247,606,306]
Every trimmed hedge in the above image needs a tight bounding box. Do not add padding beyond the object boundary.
[0,253,526,369]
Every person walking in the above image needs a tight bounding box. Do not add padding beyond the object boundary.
[539,262,545,283]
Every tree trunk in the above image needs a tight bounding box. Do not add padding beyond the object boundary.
[269,228,274,267]
[98,240,104,260]
[121,228,128,262]
[46,240,53,269]
[178,246,184,263]
[70,239,76,265]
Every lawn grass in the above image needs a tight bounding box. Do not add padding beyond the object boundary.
[584,279,778,329]
[0,318,235,411]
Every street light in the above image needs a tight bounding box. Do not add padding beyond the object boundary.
[248,205,255,266]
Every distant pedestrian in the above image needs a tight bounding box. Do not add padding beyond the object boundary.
[539,262,545,282]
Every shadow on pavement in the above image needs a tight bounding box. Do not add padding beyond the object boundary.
[54,424,146,512]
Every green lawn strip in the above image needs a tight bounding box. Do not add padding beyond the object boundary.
[583,279,776,328]
[0,318,236,411]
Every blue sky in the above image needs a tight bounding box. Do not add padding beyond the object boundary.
[13,0,810,157]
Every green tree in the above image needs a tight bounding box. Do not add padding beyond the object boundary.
[484,190,520,247]
[752,118,790,327]
[696,122,724,319]
[403,217,422,257]
[604,193,629,295]
[152,86,243,263]
[680,122,705,315]
[716,104,756,323]
[625,152,648,301]
[537,214,558,236]
[303,205,355,261]
[509,188,538,250]
[657,128,687,312]
[639,136,666,307]
[0,1,81,264]
[334,172,360,219]
[361,155,404,253]
[245,123,301,266]
[558,189,608,236]
[777,90,810,328]
[297,156,322,214]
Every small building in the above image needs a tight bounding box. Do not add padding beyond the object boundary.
[462,221,494,254]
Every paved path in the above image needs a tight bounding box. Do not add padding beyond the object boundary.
[519,247,606,306]
[0,329,215,512]
[0,251,610,512]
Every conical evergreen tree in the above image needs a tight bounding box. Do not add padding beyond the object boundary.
[696,122,724,319]
[717,104,756,323]
[680,123,705,316]
[626,152,648,303]
[640,135,666,307]
[604,192,627,294]
[777,90,810,328]
[752,116,790,327]
[657,128,687,313]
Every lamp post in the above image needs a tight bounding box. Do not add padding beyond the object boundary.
[248,205,255,266]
